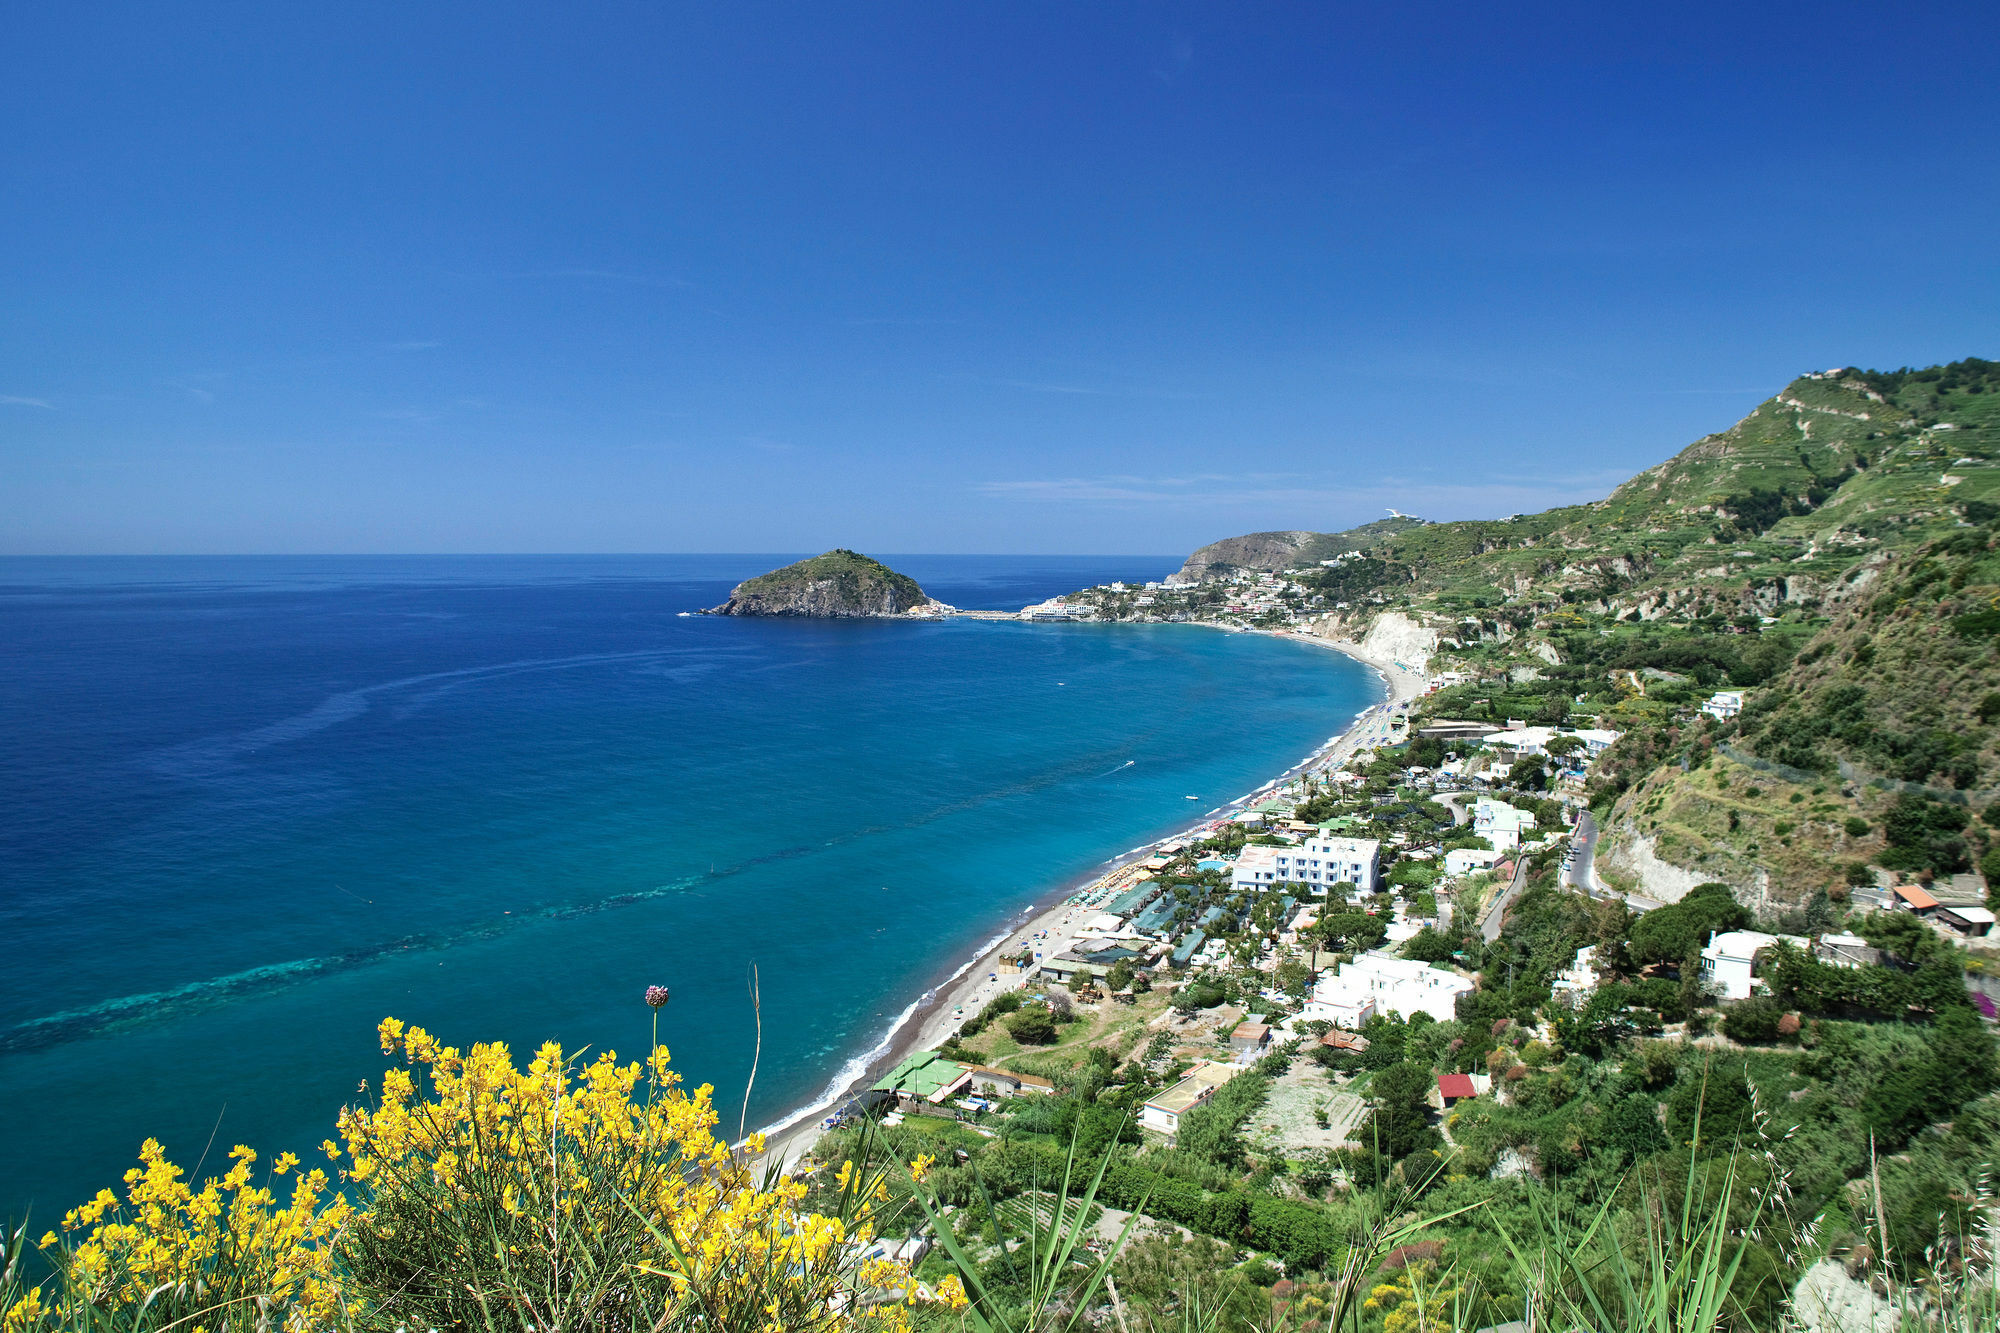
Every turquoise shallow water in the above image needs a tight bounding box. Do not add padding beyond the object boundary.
[0,555,1378,1219]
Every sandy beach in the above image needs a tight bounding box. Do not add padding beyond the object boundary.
[754,623,1428,1172]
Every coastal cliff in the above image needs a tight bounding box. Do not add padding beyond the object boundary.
[707,549,939,617]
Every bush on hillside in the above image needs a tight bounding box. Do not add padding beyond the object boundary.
[1629,883,1749,967]
[1006,1005,1059,1045]
[12,1018,952,1333]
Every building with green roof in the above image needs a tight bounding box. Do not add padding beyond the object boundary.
[870,1049,969,1110]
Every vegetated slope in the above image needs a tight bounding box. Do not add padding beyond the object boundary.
[1293,359,2000,621]
[1598,511,2000,903]
[1173,517,1423,580]
[707,549,930,617]
[1168,359,2000,905]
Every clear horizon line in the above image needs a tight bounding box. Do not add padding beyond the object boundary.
[0,549,1193,559]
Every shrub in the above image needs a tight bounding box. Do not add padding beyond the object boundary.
[1721,996,1786,1044]
[18,1017,949,1333]
[1006,1006,1060,1045]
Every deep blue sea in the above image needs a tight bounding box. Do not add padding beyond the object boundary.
[0,555,1378,1220]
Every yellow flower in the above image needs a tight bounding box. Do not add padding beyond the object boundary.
[41,1016,921,1333]
[934,1273,970,1310]
[3,1287,46,1333]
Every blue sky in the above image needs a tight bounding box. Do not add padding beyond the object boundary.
[4,2,1996,555]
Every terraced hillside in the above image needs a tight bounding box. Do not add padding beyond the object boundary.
[1145,359,2000,907]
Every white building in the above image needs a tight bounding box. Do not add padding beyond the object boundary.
[1702,691,1745,721]
[1231,833,1381,894]
[1443,846,1506,878]
[1699,929,1807,1000]
[1302,950,1474,1028]
[1478,726,1621,763]
[1551,946,1598,1003]
[1473,798,1537,852]
[1139,1061,1239,1139]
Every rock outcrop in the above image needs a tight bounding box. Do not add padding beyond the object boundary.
[707,550,937,618]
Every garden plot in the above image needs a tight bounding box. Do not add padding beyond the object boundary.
[1243,1060,1368,1154]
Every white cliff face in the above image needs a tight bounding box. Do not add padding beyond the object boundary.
[1788,1261,1894,1333]
[1594,824,1713,904]
[1357,612,1438,676]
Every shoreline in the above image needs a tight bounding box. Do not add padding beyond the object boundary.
[752,622,1429,1171]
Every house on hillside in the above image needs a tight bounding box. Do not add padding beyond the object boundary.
[1702,691,1745,720]
[1303,951,1473,1027]
[1473,798,1537,852]
[1699,929,1808,1001]
[1437,1074,1479,1108]
[1814,933,1881,968]
[1229,1022,1272,1061]
[871,1050,972,1113]
[1139,1062,1240,1141]
[960,1065,1053,1099]
[1551,946,1598,1003]
[1892,884,1940,915]
[1444,846,1506,878]
[1935,903,1997,937]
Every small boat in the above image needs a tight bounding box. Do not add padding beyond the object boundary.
[1185,794,1200,800]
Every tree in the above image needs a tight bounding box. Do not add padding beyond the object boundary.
[1665,1061,1755,1145]
[1721,996,1786,1044]
[1174,1073,1268,1167]
[1879,793,1972,874]
[1630,883,1750,967]
[1553,985,1637,1059]
[1546,735,1586,763]
[1273,957,1312,1001]
[1315,911,1388,953]
[1402,927,1456,964]
[1006,1005,1058,1045]
[1360,1061,1439,1161]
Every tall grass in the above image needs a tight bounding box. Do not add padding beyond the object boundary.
[7,1021,1996,1332]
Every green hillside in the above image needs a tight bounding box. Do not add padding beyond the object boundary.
[1145,359,2000,906]
[708,548,929,617]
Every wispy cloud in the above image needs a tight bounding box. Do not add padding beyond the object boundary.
[159,374,222,404]
[383,339,441,352]
[1151,33,1194,86]
[980,473,1296,503]
[979,469,1628,519]
[512,267,691,289]
[0,394,53,409]
[843,316,963,328]
[946,373,1206,401]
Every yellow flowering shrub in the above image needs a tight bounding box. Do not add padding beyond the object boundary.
[1362,1259,1461,1333]
[336,1017,942,1332]
[6,1018,955,1333]
[17,1138,350,1332]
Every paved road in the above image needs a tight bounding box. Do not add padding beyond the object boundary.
[1565,810,1663,912]
[1564,811,1603,893]
[1479,856,1528,945]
